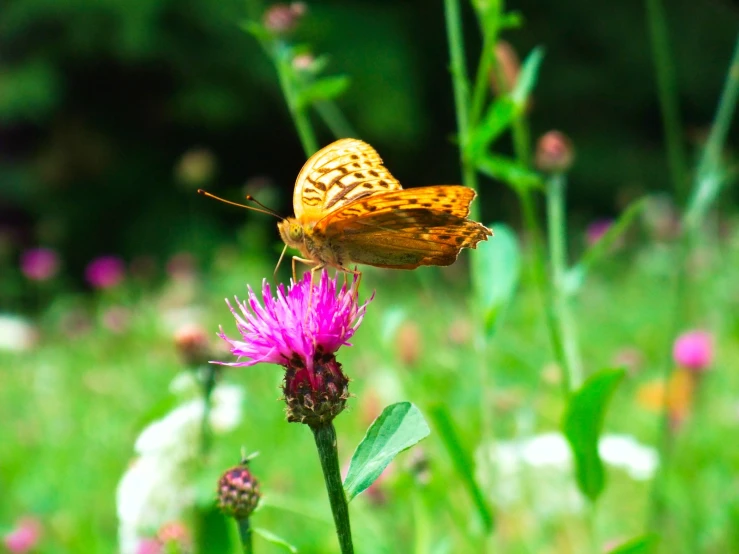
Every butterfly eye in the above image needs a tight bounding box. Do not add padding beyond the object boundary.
[289,224,304,242]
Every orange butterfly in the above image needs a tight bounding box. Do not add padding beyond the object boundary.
[276,138,492,278]
[201,138,492,280]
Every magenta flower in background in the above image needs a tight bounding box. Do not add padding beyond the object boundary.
[85,256,125,289]
[586,219,613,246]
[217,270,372,424]
[673,330,714,372]
[3,518,41,554]
[20,248,59,281]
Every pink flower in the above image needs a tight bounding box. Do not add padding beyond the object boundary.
[586,219,613,246]
[216,270,372,424]
[134,538,162,554]
[20,248,59,281]
[3,518,41,554]
[217,270,371,373]
[673,330,714,372]
[85,256,125,289]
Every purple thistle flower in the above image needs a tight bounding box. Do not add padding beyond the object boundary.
[217,270,372,424]
[20,248,59,281]
[85,256,125,289]
[673,330,714,372]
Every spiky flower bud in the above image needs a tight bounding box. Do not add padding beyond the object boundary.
[535,131,575,173]
[489,40,520,95]
[283,353,350,425]
[217,464,261,520]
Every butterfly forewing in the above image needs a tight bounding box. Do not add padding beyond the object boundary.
[293,138,402,223]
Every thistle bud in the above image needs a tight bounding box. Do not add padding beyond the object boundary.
[535,131,575,173]
[489,40,520,95]
[174,324,212,367]
[283,354,350,426]
[217,464,261,520]
[673,330,714,373]
[263,3,307,35]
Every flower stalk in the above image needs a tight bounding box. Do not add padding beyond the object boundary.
[237,518,253,554]
[312,423,354,554]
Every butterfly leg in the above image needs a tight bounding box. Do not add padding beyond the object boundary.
[291,256,318,284]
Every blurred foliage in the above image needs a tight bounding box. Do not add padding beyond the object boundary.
[0,0,738,287]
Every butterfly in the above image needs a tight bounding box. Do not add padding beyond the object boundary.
[276,138,492,279]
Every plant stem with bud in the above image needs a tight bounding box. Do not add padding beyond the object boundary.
[311,423,353,554]
[237,518,253,554]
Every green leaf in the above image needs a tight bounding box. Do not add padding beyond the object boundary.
[238,20,271,43]
[562,368,626,503]
[253,528,298,553]
[471,223,520,334]
[476,153,542,191]
[428,405,494,533]
[343,402,430,501]
[511,47,544,108]
[500,11,524,29]
[467,97,517,159]
[565,198,646,295]
[296,75,350,109]
[608,534,660,554]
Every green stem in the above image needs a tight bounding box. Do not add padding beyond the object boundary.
[311,423,353,554]
[275,43,319,157]
[684,33,739,231]
[519,189,571,396]
[546,173,583,389]
[469,32,496,128]
[645,0,689,203]
[444,0,480,220]
[314,100,357,139]
[200,364,217,457]
[237,518,253,554]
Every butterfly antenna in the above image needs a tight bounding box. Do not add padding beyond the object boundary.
[246,195,282,219]
[197,189,282,219]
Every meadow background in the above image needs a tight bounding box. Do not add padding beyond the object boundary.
[1,0,739,553]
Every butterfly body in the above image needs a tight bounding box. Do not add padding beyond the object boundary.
[280,138,492,275]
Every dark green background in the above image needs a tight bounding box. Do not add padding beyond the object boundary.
[1,0,737,282]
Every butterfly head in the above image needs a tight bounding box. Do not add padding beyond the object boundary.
[278,218,305,249]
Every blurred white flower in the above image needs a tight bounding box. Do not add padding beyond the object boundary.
[476,432,658,517]
[117,373,243,554]
[0,314,38,352]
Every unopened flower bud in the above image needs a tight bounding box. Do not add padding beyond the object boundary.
[174,324,212,367]
[283,354,349,425]
[396,321,421,366]
[292,53,316,71]
[217,464,261,520]
[263,3,306,35]
[673,330,714,372]
[489,40,520,95]
[535,131,575,173]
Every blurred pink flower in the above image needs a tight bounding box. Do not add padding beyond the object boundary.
[586,219,613,246]
[85,256,125,289]
[673,330,714,372]
[20,248,59,281]
[134,538,162,554]
[166,253,197,281]
[102,306,131,334]
[3,518,41,554]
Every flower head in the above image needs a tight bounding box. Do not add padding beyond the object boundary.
[20,248,59,281]
[586,219,613,246]
[535,131,575,173]
[85,255,125,289]
[673,330,714,372]
[217,270,372,424]
[217,463,261,520]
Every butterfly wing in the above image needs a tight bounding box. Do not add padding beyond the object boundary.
[315,186,492,269]
[293,138,402,223]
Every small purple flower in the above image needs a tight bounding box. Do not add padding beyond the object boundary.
[85,256,125,289]
[586,219,613,246]
[217,270,372,424]
[673,330,714,372]
[20,248,59,281]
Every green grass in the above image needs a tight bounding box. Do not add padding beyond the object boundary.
[2,226,739,553]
